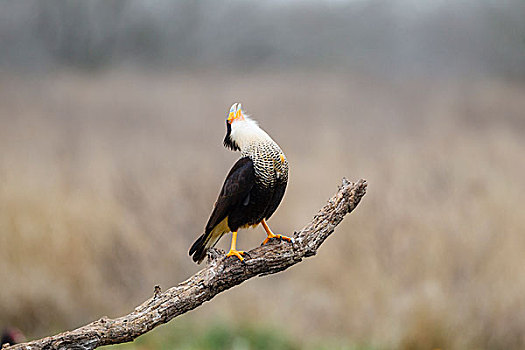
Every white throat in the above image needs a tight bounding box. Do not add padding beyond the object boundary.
[230,116,274,151]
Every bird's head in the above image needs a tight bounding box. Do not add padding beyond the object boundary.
[227,102,244,124]
[224,102,266,151]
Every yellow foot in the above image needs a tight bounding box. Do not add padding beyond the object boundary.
[226,249,246,262]
[261,234,294,246]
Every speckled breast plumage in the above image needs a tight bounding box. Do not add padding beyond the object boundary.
[228,139,288,228]
[242,140,288,189]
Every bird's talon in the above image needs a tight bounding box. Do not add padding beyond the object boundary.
[277,234,293,243]
[261,234,293,246]
[226,249,245,262]
[261,236,275,245]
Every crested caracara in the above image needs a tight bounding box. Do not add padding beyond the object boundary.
[189,103,293,263]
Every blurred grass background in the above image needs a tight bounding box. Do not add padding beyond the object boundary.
[1,1,525,349]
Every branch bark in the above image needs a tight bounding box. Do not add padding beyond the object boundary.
[5,178,367,350]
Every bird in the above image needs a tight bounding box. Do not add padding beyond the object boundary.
[189,103,293,263]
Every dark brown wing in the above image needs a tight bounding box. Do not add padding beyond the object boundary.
[264,179,287,220]
[205,157,255,234]
[189,157,254,262]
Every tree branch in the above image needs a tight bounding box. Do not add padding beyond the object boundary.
[5,178,367,350]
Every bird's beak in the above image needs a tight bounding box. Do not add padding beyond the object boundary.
[227,103,244,124]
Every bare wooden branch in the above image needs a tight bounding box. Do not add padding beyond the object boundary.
[5,178,367,350]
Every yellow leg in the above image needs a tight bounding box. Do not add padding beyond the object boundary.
[226,231,245,261]
[260,219,294,245]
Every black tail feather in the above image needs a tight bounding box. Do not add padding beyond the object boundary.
[189,233,208,263]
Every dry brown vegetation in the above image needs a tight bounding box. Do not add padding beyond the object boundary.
[1,70,525,349]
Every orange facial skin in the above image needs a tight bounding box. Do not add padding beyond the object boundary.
[227,104,244,124]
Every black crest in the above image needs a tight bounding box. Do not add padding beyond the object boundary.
[224,120,240,151]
